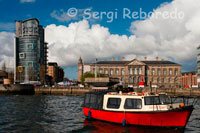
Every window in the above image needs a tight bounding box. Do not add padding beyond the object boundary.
[163,78,166,83]
[133,77,137,83]
[175,77,178,82]
[107,98,121,109]
[26,43,34,50]
[83,93,104,110]
[169,69,173,75]
[152,68,155,75]
[169,78,172,83]
[152,77,154,82]
[163,69,167,75]
[139,68,142,75]
[110,69,113,75]
[145,96,160,105]
[99,69,103,74]
[129,77,132,83]
[115,69,119,75]
[157,68,161,75]
[138,76,141,82]
[134,68,137,75]
[26,61,33,67]
[121,69,125,75]
[104,69,108,74]
[175,69,178,75]
[159,94,170,104]
[124,99,142,109]
[157,78,160,83]
[129,68,132,74]
[19,53,25,59]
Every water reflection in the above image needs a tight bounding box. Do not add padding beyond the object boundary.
[0,96,199,133]
[76,119,184,133]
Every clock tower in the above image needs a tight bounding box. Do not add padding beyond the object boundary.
[78,57,83,82]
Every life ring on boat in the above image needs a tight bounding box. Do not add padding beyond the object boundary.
[137,93,144,96]
[180,103,184,108]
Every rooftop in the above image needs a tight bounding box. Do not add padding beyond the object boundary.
[93,60,181,65]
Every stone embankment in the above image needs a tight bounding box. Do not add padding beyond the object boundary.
[34,86,200,96]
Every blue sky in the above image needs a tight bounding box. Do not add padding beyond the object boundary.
[0,0,199,80]
[0,0,172,34]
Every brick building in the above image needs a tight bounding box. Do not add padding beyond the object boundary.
[181,71,197,88]
[78,57,182,88]
[47,62,64,83]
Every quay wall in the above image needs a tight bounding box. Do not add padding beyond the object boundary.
[0,85,200,96]
[34,87,91,96]
[34,87,200,96]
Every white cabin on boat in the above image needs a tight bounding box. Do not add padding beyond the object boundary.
[83,91,184,112]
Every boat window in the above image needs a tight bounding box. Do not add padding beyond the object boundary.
[83,93,104,110]
[159,94,170,104]
[107,98,121,109]
[145,96,160,105]
[84,93,91,108]
[124,98,142,109]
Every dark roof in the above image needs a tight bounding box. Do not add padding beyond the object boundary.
[48,62,58,66]
[95,61,129,65]
[15,18,39,23]
[94,60,180,65]
[142,60,181,65]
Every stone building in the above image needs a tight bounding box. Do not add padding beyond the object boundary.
[78,57,182,88]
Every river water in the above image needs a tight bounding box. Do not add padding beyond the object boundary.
[0,95,199,133]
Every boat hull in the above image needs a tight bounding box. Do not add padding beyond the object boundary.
[83,106,193,128]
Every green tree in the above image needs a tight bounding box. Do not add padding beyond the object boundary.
[81,72,107,84]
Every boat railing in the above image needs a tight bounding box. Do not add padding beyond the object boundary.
[171,96,200,107]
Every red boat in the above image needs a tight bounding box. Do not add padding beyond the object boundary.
[82,91,194,128]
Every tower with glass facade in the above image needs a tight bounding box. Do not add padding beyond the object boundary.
[14,18,48,83]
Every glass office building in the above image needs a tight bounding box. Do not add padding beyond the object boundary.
[15,18,48,83]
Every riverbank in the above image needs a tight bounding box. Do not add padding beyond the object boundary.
[34,87,200,96]
[34,87,91,96]
[0,85,200,96]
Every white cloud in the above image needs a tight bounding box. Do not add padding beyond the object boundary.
[45,20,136,66]
[20,0,35,3]
[130,0,200,63]
[0,32,14,70]
[46,0,200,69]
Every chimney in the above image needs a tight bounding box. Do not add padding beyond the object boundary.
[112,57,114,61]
[122,56,125,61]
[156,56,159,61]
[144,57,147,61]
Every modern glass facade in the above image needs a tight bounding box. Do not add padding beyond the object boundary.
[15,18,48,83]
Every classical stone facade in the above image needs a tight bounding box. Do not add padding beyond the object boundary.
[78,58,182,88]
